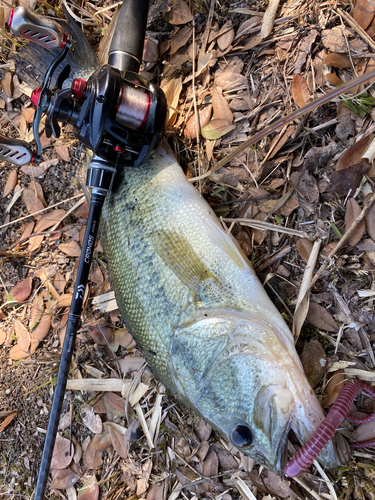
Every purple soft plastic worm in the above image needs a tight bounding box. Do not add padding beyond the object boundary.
[285,379,375,477]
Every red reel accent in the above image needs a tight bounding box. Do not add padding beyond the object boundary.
[31,87,41,108]
[7,9,14,26]
[72,78,87,99]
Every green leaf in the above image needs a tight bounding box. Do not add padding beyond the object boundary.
[201,119,236,140]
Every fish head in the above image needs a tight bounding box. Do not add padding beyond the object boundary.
[171,311,339,474]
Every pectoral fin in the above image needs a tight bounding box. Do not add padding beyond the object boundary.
[151,230,215,297]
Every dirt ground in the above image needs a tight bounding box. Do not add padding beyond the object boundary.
[1,0,375,499]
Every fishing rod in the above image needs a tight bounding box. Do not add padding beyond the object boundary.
[2,2,167,498]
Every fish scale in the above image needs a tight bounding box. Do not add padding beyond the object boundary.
[100,144,340,474]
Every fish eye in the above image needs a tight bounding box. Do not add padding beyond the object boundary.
[231,424,253,448]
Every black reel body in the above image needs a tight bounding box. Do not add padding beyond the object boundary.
[70,66,167,167]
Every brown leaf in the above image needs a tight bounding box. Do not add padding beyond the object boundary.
[51,437,74,470]
[296,238,313,263]
[211,86,233,123]
[32,313,51,341]
[147,483,164,500]
[9,344,31,360]
[143,39,159,62]
[34,209,66,235]
[71,434,83,463]
[323,370,345,407]
[59,240,81,257]
[170,26,192,55]
[344,198,366,246]
[23,188,45,215]
[50,468,78,490]
[326,160,371,196]
[3,170,17,197]
[202,450,219,491]
[0,330,6,345]
[92,431,112,451]
[279,196,300,216]
[217,23,234,51]
[106,422,128,459]
[87,324,118,349]
[81,405,102,434]
[364,193,375,240]
[54,272,66,294]
[116,328,135,348]
[1,72,12,97]
[104,392,126,417]
[325,72,343,86]
[7,277,32,304]
[30,294,44,330]
[22,107,34,123]
[74,201,89,218]
[83,437,103,469]
[56,294,73,308]
[300,339,327,388]
[118,355,145,376]
[21,165,47,178]
[201,119,236,140]
[214,71,246,91]
[324,53,352,69]
[352,418,375,444]
[291,74,311,108]
[0,411,17,433]
[54,145,70,162]
[78,474,99,500]
[14,319,30,352]
[336,135,373,170]
[184,104,212,139]
[28,180,46,206]
[353,0,375,30]
[165,0,193,25]
[306,302,338,332]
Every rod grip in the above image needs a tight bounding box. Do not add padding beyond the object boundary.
[108,0,149,72]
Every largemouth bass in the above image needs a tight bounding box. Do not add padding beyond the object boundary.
[100,144,339,474]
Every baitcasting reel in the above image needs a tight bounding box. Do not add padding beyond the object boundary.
[1,6,167,169]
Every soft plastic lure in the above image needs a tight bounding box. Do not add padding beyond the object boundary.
[285,379,375,477]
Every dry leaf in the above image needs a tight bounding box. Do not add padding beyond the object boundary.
[236,17,262,37]
[83,436,103,469]
[352,419,375,444]
[28,181,46,206]
[7,277,32,304]
[3,170,17,197]
[160,76,183,125]
[106,422,128,459]
[344,198,366,246]
[51,437,74,470]
[34,209,66,234]
[104,392,126,417]
[118,356,145,375]
[87,324,117,349]
[201,119,236,140]
[116,328,135,348]
[279,196,300,216]
[184,104,212,139]
[81,405,102,434]
[296,238,313,263]
[74,201,89,218]
[217,23,234,51]
[327,160,371,196]
[324,53,352,69]
[23,188,45,215]
[30,294,44,330]
[291,74,311,108]
[325,72,343,86]
[165,0,193,25]
[211,87,233,123]
[353,0,375,30]
[92,431,112,451]
[214,71,246,91]
[22,107,34,123]
[143,39,159,62]
[54,272,66,295]
[336,135,373,170]
[14,319,30,352]
[1,72,12,97]
[170,26,192,55]
[323,370,345,407]
[21,165,47,178]
[59,240,81,257]
[0,411,17,433]
[9,344,31,360]
[306,302,338,332]
[147,483,164,500]
[300,339,327,388]
[32,313,51,341]
[77,474,99,500]
[0,330,7,345]
[50,468,78,490]
[261,0,280,39]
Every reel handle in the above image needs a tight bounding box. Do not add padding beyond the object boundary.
[0,135,35,166]
[8,6,67,50]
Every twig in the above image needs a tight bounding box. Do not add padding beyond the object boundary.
[309,192,375,290]
[255,245,292,272]
[223,217,309,238]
